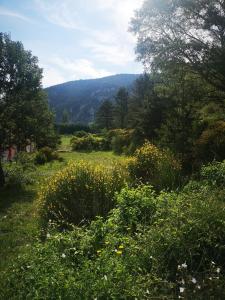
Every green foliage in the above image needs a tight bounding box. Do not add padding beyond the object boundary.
[195,121,225,163]
[110,129,134,154]
[35,147,62,165]
[0,33,58,150]
[70,134,110,152]
[113,87,129,128]
[95,100,114,130]
[112,185,157,233]
[128,141,181,190]
[3,153,36,188]
[200,160,225,187]
[73,130,89,138]
[38,161,127,229]
[2,172,225,299]
[128,74,167,140]
[131,0,225,93]
[55,123,92,135]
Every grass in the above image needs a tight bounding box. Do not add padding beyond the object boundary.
[0,139,122,279]
[0,185,38,272]
[59,135,72,151]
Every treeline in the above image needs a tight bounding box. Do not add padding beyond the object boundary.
[95,0,225,171]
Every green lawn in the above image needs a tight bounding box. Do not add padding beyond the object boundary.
[0,146,122,278]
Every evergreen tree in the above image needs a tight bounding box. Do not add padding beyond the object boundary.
[95,100,114,130]
[128,74,167,141]
[114,87,128,128]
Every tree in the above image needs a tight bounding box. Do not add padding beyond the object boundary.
[130,0,225,93]
[128,74,167,141]
[61,109,70,124]
[95,100,114,130]
[0,33,58,185]
[114,88,129,128]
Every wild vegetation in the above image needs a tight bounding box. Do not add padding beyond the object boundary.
[1,0,225,299]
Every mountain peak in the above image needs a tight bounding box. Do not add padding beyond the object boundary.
[45,74,139,124]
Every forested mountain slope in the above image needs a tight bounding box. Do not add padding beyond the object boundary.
[45,74,139,124]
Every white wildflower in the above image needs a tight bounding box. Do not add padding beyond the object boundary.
[179,287,185,293]
[191,278,197,284]
[61,253,66,258]
[216,268,221,274]
[181,262,187,269]
[46,233,51,238]
[197,285,201,289]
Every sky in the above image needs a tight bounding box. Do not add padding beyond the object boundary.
[0,0,144,87]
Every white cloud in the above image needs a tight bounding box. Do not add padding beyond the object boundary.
[35,0,82,30]
[40,64,66,87]
[34,0,143,85]
[0,6,31,22]
[51,56,112,79]
[41,57,112,87]
[82,35,135,65]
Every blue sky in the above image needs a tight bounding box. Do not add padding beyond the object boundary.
[0,0,144,87]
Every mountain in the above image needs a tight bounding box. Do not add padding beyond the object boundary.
[45,74,140,124]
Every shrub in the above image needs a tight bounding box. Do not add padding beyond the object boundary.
[108,185,157,233]
[200,160,225,186]
[3,181,225,299]
[108,129,134,154]
[73,130,89,138]
[3,163,34,187]
[195,120,225,163]
[35,147,61,165]
[128,141,181,190]
[2,152,36,187]
[70,134,109,152]
[38,161,127,229]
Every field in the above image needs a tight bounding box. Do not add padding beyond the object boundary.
[0,137,225,299]
[0,136,122,277]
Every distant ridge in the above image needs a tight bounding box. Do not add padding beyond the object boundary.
[45,74,140,124]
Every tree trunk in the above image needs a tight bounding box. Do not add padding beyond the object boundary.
[0,161,5,187]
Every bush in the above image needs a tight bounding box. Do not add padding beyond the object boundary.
[3,180,225,299]
[70,134,109,152]
[73,130,89,138]
[128,141,181,190]
[200,160,225,186]
[38,161,127,229]
[195,120,225,163]
[3,153,36,188]
[108,129,134,154]
[35,147,61,165]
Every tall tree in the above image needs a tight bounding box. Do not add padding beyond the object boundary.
[130,0,225,93]
[0,33,58,185]
[114,87,129,128]
[95,100,114,130]
[128,74,167,140]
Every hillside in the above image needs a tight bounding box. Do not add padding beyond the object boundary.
[45,74,140,124]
